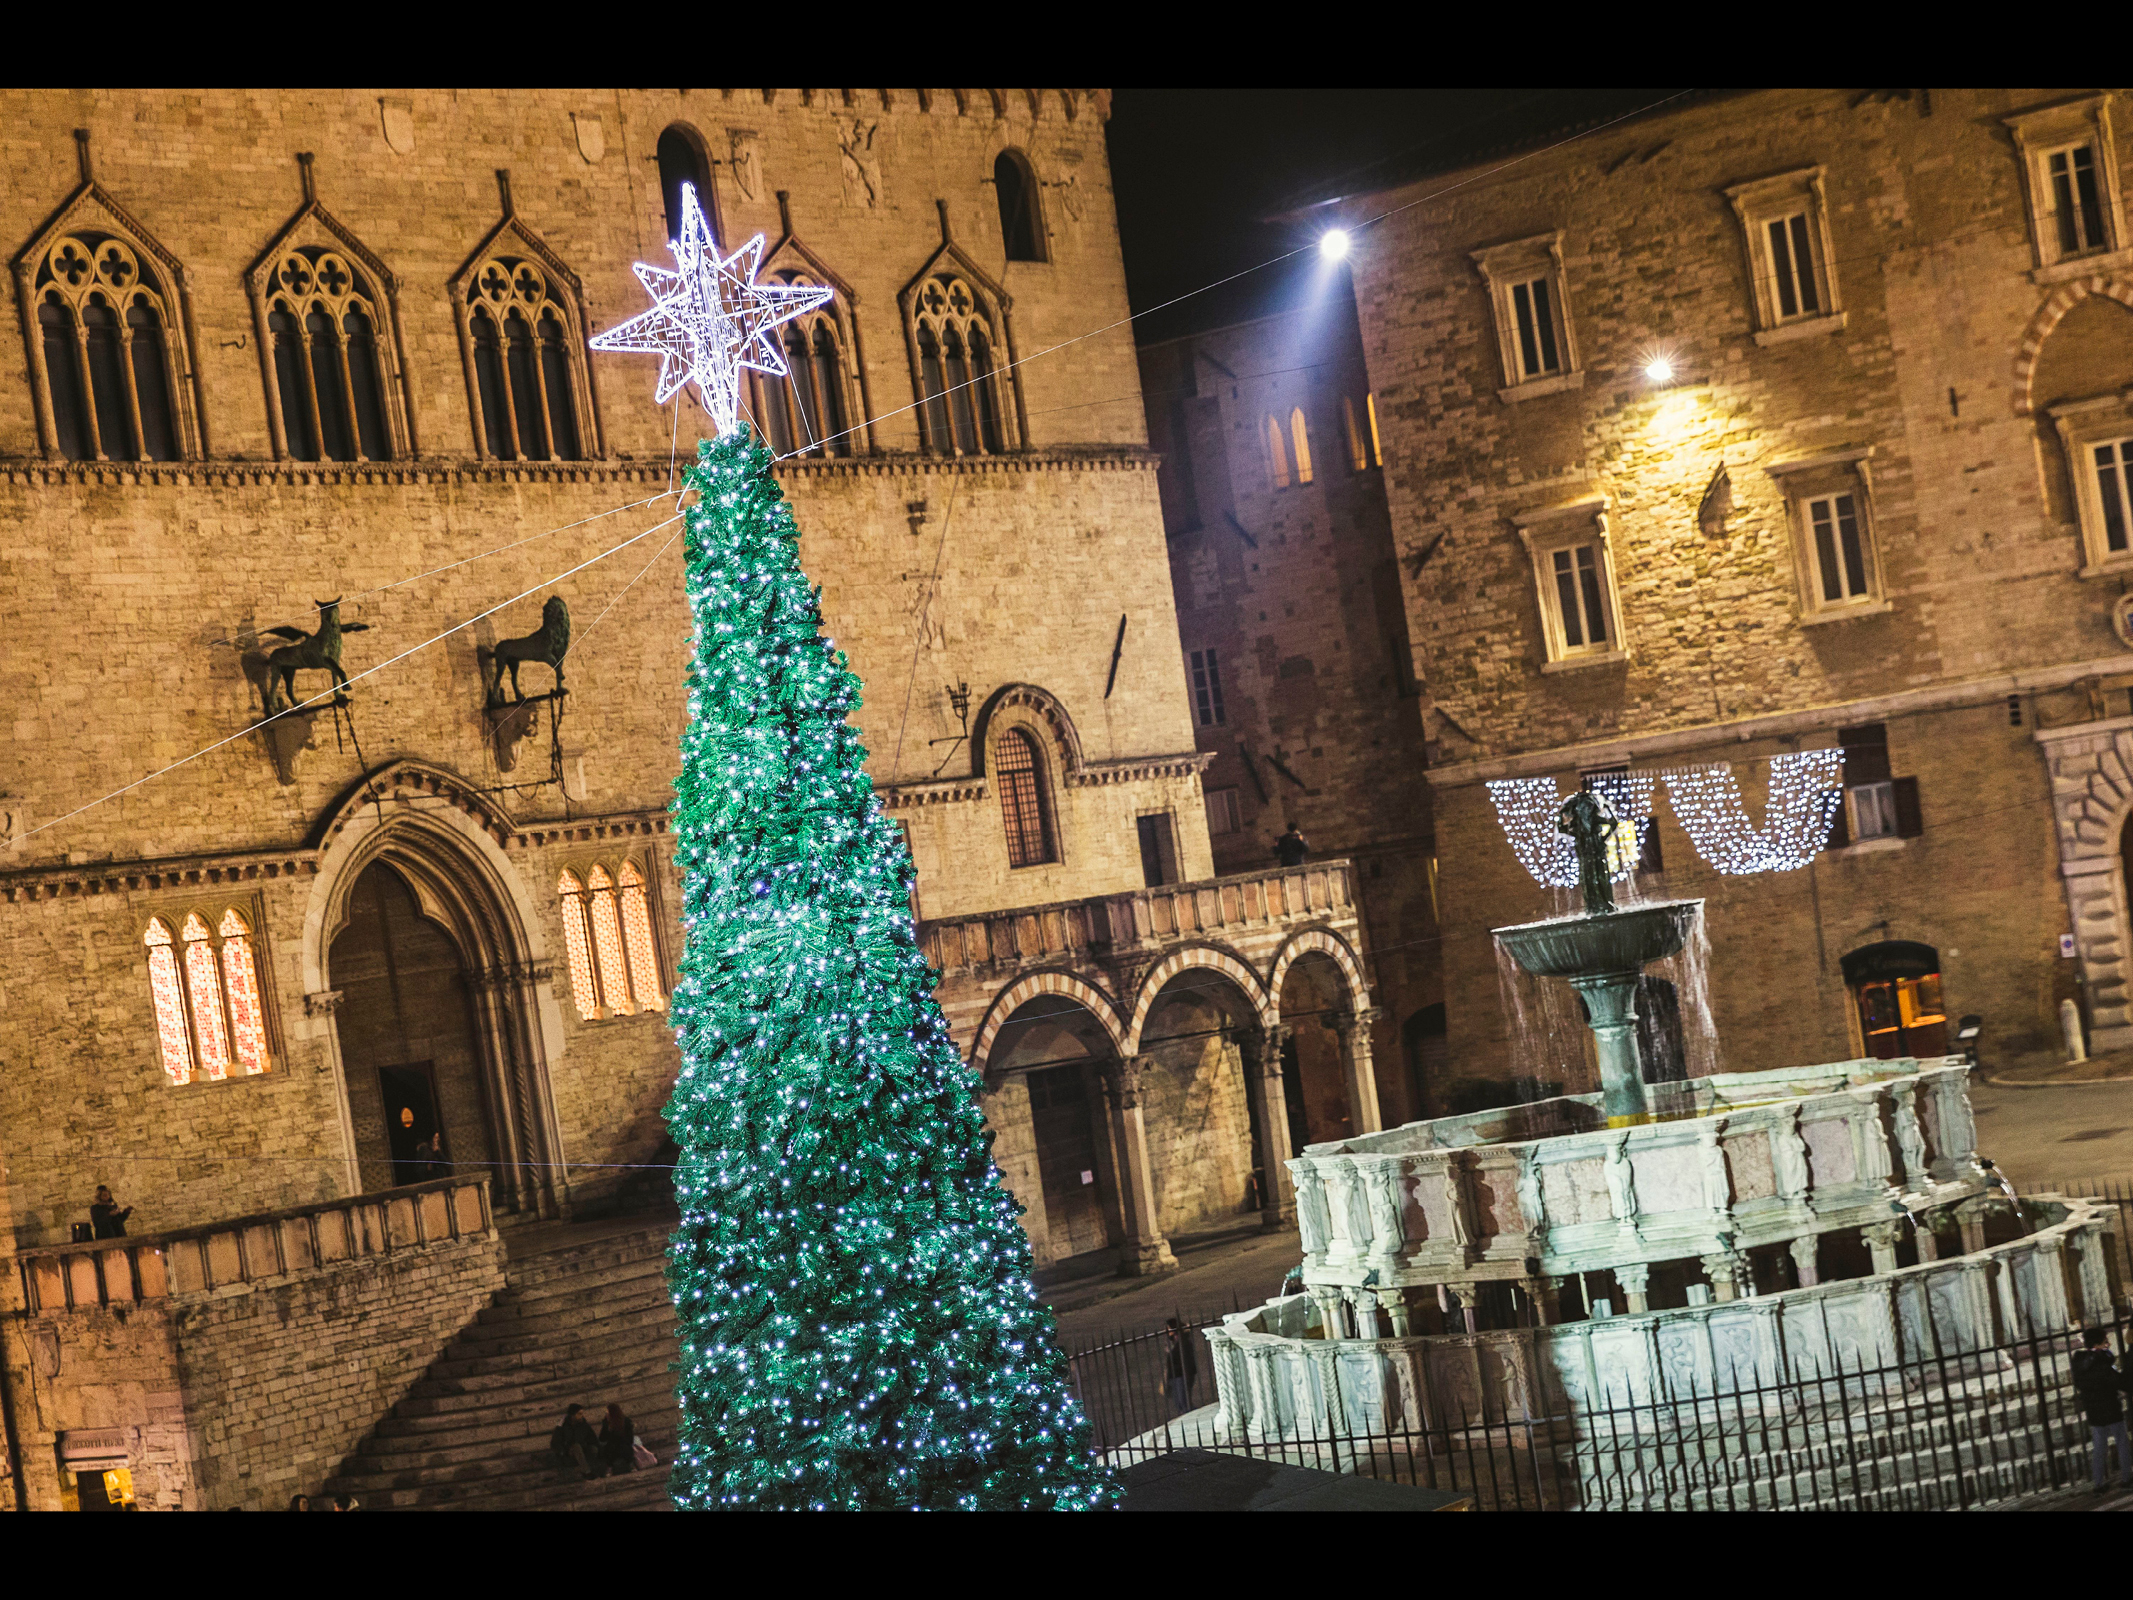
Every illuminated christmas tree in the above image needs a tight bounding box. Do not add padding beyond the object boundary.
[594,189,1113,1511]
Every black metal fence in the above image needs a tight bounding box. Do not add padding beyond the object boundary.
[1062,1297,1243,1452]
[1088,1316,2133,1511]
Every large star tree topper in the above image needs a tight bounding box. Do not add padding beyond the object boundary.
[590,183,833,436]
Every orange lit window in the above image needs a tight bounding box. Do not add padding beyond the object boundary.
[218,910,270,1076]
[145,919,194,1085]
[1858,973,1949,1059]
[558,869,599,1020]
[586,865,635,1016]
[618,861,665,1012]
[1289,407,1314,485]
[1264,414,1289,490]
[181,912,231,1080]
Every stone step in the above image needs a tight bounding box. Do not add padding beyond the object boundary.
[468,1279,671,1337]
[400,1351,677,1410]
[501,1228,673,1285]
[427,1303,676,1367]
[354,1463,676,1513]
[373,1380,681,1448]
[349,1405,681,1475]
[481,1257,670,1318]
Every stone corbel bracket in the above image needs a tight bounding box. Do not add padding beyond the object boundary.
[260,709,321,786]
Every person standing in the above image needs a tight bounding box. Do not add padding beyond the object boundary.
[91,1186,133,1238]
[1163,1318,1199,1418]
[2073,1329,2130,1494]
[1273,823,1310,868]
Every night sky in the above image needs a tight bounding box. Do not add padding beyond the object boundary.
[1106,89,1690,345]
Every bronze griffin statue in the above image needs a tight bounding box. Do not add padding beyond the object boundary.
[485,595,571,705]
[259,599,369,715]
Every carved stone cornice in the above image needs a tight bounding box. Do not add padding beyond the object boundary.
[0,846,318,905]
[877,776,986,811]
[1066,751,1215,788]
[505,812,670,851]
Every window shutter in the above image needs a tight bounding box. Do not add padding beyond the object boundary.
[1893,775,1923,838]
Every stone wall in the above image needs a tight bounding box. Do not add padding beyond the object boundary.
[0,89,1212,1247]
[2,1181,505,1510]
[1140,307,1438,1121]
[1337,88,2133,1082]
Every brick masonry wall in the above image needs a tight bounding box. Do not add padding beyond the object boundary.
[1342,88,2131,1086]
[0,90,1212,1247]
[4,1228,505,1510]
[1140,306,1439,1123]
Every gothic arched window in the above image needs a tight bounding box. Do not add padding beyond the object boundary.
[656,125,715,247]
[1264,414,1291,489]
[1290,407,1314,485]
[909,272,1013,456]
[995,728,1057,868]
[558,859,666,1020]
[143,908,272,1085]
[749,271,855,459]
[29,235,184,462]
[264,247,396,462]
[464,257,587,462]
[994,150,1046,262]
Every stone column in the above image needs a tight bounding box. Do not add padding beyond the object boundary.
[1521,1277,1557,1326]
[1912,1219,1939,1263]
[1862,1220,1905,1277]
[1330,1006,1388,1136]
[1382,1288,1414,1337]
[1788,1234,1820,1288]
[1567,971,1649,1127]
[1955,1199,1990,1255]
[1311,1284,1348,1340]
[1615,1262,1652,1313]
[1237,1024,1295,1229]
[1702,1250,1748,1301]
[1099,1057,1176,1276]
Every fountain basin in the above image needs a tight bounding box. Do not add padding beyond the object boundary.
[1493,899,1702,978]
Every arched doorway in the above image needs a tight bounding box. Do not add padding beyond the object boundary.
[1133,968,1261,1231]
[1277,953,1353,1147]
[987,997,1119,1266]
[308,765,568,1217]
[1841,940,1949,1058]
[332,863,498,1192]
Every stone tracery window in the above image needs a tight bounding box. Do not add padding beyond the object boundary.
[463,256,586,461]
[262,246,394,462]
[750,272,854,459]
[558,858,666,1020]
[907,272,1010,456]
[29,234,184,462]
[143,908,272,1085]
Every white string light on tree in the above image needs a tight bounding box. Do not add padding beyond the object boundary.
[1657,750,1843,876]
[1487,771,1655,889]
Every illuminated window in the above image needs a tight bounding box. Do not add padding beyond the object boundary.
[1768,450,1885,617]
[558,859,666,1020]
[1366,393,1383,467]
[143,907,273,1086]
[1725,167,1843,343]
[1289,408,1314,485]
[1471,232,1581,398]
[1513,496,1625,669]
[1264,414,1290,490]
[2005,99,2127,273]
[1342,397,1367,472]
[995,728,1057,868]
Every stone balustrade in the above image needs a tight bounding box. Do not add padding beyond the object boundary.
[920,859,1357,976]
[1207,1195,2119,1445]
[16,1176,493,1314]
[1290,1058,1984,1291]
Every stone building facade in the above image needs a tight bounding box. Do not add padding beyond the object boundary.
[1137,306,1438,1130]
[1322,87,2133,1100]
[0,88,1380,1507]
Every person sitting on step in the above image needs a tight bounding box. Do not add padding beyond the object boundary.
[597,1403,637,1476]
[549,1403,600,1481]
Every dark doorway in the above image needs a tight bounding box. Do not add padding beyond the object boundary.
[1841,940,1949,1058]
[331,862,498,1196]
[379,1063,446,1186]
[1027,1064,1109,1260]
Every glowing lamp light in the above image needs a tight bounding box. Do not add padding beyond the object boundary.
[1645,357,1675,383]
[1319,229,1351,262]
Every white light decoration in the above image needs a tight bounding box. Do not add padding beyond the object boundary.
[589,182,833,435]
[1320,229,1351,262]
[1487,772,1655,889]
[1658,750,1844,876]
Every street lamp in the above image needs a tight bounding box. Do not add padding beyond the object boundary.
[1319,229,1351,263]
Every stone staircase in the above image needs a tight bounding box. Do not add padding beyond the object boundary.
[326,1213,682,1511]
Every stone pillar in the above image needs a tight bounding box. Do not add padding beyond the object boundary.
[1955,1199,1990,1255]
[1382,1287,1414,1337]
[1702,1251,1748,1301]
[1567,970,1649,1127]
[1330,1007,1388,1136]
[1788,1234,1820,1288]
[1615,1262,1652,1313]
[1913,1219,1939,1263]
[1311,1284,1348,1340]
[1099,1057,1176,1276]
[1862,1220,1905,1277]
[2035,1237,2073,1331]
[1521,1277,1557,1326]
[1237,1024,1295,1230]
